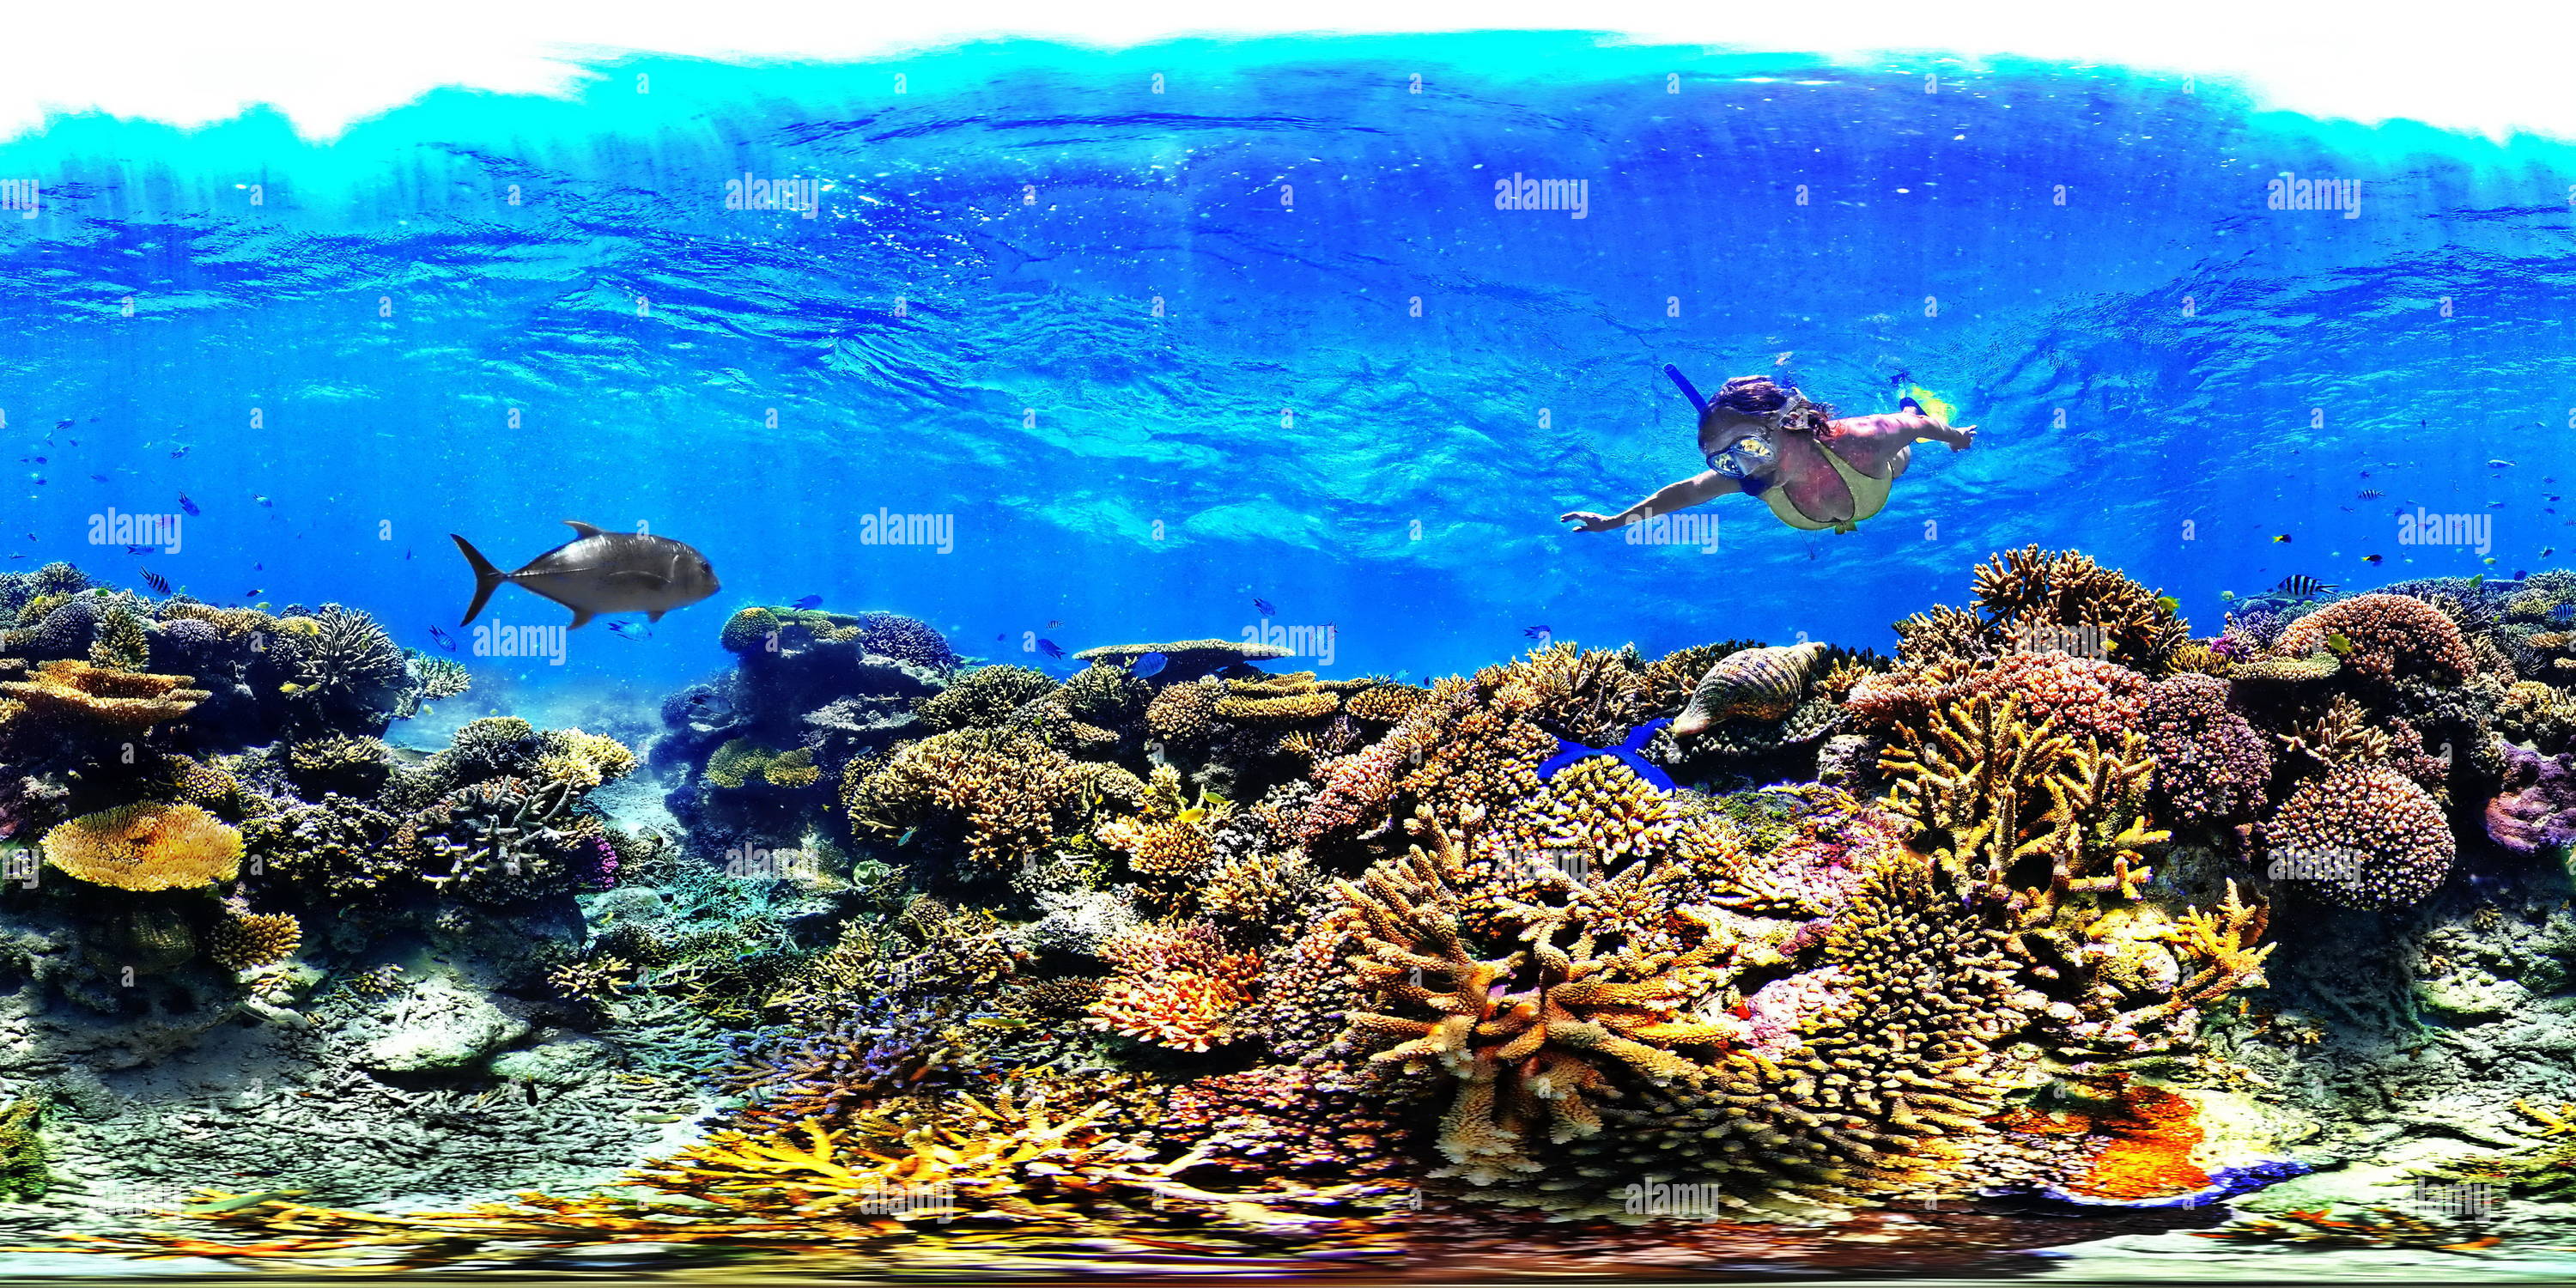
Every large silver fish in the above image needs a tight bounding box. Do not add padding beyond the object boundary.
[452,522,720,629]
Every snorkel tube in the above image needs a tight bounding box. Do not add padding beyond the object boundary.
[1662,363,1710,415]
[1667,362,1775,496]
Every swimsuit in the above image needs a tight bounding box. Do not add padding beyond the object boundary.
[1759,427,1896,534]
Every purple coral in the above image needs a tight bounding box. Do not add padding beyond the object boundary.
[2488,743,2576,855]
[2141,674,2271,827]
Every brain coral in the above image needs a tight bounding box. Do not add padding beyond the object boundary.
[2139,674,2270,827]
[2275,593,2472,686]
[2268,764,2455,910]
[42,802,243,891]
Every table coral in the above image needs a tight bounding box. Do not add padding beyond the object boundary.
[0,658,209,733]
[41,801,243,890]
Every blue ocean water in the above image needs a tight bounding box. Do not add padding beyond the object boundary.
[3,34,2572,704]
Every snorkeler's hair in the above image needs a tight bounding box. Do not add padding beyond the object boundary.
[1706,375,1832,434]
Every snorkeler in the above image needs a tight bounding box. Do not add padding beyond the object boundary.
[1559,368,1975,536]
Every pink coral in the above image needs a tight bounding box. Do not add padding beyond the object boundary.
[2487,743,2576,855]
[2140,674,2271,827]
[2275,593,2472,685]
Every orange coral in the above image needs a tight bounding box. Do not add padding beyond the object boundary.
[41,801,243,891]
[1084,921,1261,1052]
[2068,1082,2210,1200]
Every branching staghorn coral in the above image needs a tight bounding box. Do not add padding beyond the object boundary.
[1084,920,1262,1052]
[845,727,1085,874]
[1336,818,1731,1188]
[1970,545,2190,675]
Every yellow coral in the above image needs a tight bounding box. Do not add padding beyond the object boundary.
[1,659,209,732]
[538,729,638,790]
[42,802,243,891]
[762,747,821,788]
[210,912,302,970]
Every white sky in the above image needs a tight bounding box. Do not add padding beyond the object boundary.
[0,1,2569,143]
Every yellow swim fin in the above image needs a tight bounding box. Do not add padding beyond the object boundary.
[1903,383,1959,427]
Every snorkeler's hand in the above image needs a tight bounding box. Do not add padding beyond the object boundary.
[1559,511,1619,533]
[1947,424,1977,452]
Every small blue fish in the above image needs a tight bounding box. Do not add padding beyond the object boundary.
[124,544,152,555]
[1036,638,1066,659]
[169,446,189,459]
[244,587,263,597]
[1524,625,1551,640]
[1131,652,1167,679]
[788,594,823,611]
[428,626,457,653]
[177,492,200,516]
[1534,718,1675,793]
[89,474,106,483]
[404,547,413,561]
[1252,598,1277,617]
[607,621,653,640]
[254,495,271,507]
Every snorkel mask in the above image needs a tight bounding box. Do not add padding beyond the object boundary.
[1666,363,1801,497]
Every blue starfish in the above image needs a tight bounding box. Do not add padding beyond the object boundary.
[1534,717,1675,792]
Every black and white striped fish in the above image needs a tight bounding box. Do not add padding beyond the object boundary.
[2275,574,2335,598]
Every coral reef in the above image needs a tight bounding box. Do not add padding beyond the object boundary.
[2267,765,2455,910]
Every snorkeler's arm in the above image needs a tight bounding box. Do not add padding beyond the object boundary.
[1560,471,1741,533]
